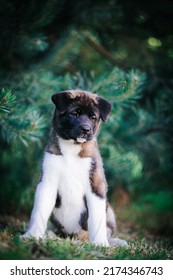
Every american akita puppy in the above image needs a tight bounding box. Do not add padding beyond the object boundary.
[23,90,127,247]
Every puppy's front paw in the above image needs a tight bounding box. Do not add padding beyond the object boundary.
[91,238,109,247]
[21,230,42,240]
[20,233,34,240]
[109,237,128,247]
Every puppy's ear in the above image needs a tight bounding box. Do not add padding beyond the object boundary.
[97,97,112,122]
[51,91,72,113]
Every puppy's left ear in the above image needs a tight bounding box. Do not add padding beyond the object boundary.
[97,97,112,122]
[51,91,72,113]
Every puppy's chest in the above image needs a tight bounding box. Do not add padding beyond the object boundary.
[52,155,91,234]
[58,155,91,194]
[57,139,91,192]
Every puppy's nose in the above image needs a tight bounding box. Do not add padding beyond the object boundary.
[80,125,91,134]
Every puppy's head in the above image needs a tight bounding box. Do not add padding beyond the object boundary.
[51,90,111,143]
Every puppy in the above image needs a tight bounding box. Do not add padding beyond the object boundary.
[23,90,127,247]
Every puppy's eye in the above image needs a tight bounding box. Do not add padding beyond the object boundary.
[71,109,82,117]
[90,114,96,121]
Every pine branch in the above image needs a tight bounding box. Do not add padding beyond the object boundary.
[0,88,16,116]
[1,110,46,146]
[82,32,118,65]
[18,34,49,59]
[91,68,146,107]
[0,87,47,145]
[41,30,81,71]
[113,69,147,104]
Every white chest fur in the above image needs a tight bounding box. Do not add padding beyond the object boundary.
[52,155,91,234]
[43,138,91,234]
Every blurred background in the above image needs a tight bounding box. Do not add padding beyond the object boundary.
[0,0,173,237]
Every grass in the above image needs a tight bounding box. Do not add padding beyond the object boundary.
[0,215,172,260]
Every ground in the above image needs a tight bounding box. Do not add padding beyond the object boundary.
[0,215,172,260]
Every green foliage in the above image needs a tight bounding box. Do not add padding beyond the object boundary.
[0,89,16,116]
[92,68,146,102]
[1,109,46,146]
[0,87,46,145]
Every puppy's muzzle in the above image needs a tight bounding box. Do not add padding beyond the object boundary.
[76,125,92,143]
[80,125,91,135]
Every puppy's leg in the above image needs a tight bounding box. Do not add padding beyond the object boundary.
[87,193,109,247]
[106,203,128,247]
[23,182,57,239]
[23,152,60,239]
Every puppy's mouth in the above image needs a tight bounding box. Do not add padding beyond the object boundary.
[73,125,93,144]
[76,137,87,144]
[60,126,93,144]
[63,131,90,143]
[75,132,93,144]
